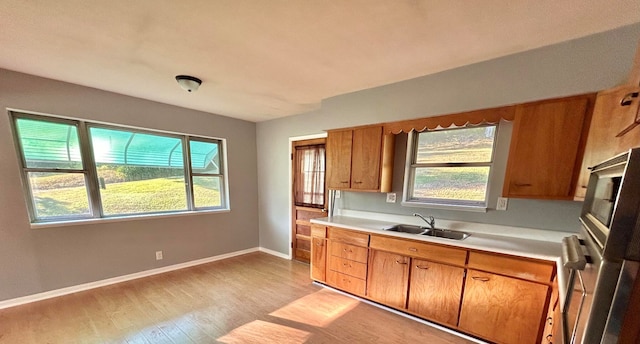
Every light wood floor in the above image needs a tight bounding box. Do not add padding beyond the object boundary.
[0,252,474,344]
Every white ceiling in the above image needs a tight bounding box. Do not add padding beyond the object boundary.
[1,1,639,122]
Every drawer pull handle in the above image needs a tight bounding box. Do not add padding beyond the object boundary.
[343,279,350,283]
[546,334,553,342]
[514,183,532,187]
[353,181,362,184]
[340,181,349,184]
[471,276,490,282]
[343,263,351,267]
[395,260,408,265]
[416,265,429,270]
[408,248,418,252]
[343,248,353,253]
[547,317,553,326]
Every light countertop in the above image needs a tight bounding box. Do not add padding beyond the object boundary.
[311,212,572,262]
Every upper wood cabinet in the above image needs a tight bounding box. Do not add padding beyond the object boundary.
[503,94,595,200]
[575,86,640,199]
[326,125,395,192]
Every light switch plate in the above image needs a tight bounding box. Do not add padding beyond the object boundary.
[386,193,397,203]
[497,197,508,211]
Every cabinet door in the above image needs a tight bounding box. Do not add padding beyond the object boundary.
[366,250,410,309]
[326,130,352,189]
[575,87,640,199]
[503,95,592,199]
[351,126,382,190]
[310,237,326,282]
[407,259,464,327]
[459,270,549,344]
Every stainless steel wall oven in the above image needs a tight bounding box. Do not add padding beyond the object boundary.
[562,148,640,343]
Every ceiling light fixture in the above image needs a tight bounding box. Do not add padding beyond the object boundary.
[175,75,202,92]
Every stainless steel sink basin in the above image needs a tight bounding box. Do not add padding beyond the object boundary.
[383,224,470,240]
[422,228,470,240]
[382,224,429,234]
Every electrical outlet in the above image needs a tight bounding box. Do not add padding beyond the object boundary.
[155,250,163,260]
[335,190,341,198]
[386,193,397,203]
[497,197,508,211]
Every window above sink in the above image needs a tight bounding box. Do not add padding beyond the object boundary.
[402,125,498,211]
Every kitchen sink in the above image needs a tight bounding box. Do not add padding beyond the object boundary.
[422,228,470,240]
[383,224,470,240]
[382,224,429,234]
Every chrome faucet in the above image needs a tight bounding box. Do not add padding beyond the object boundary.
[413,213,435,229]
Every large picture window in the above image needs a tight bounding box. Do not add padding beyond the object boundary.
[11,112,228,224]
[403,125,497,209]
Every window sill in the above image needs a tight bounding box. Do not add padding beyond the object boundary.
[401,201,487,213]
[30,209,231,229]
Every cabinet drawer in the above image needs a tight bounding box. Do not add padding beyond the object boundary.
[329,241,369,263]
[327,270,366,296]
[328,256,367,279]
[468,251,554,283]
[328,227,369,246]
[369,235,467,266]
[311,224,327,238]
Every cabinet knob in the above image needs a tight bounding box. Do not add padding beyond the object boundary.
[620,92,639,106]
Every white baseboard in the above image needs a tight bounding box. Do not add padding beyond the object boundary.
[258,247,291,259]
[0,246,287,310]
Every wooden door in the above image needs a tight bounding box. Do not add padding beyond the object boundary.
[292,138,326,263]
[351,126,382,190]
[326,130,352,189]
[503,95,593,199]
[407,259,465,327]
[366,249,410,309]
[458,270,549,344]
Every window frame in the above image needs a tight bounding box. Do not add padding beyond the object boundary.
[402,125,498,211]
[10,110,230,225]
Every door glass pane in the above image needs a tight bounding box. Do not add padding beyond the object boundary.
[28,172,91,219]
[416,126,496,163]
[193,176,222,208]
[411,166,490,202]
[16,118,82,169]
[294,145,325,208]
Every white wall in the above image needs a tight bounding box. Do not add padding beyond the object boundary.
[256,23,640,255]
[0,69,259,301]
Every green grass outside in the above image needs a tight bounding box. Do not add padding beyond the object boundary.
[33,177,221,218]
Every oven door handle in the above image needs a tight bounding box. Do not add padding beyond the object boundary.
[562,235,587,270]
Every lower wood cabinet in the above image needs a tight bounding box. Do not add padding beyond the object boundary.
[407,259,465,327]
[312,227,555,344]
[366,249,410,309]
[310,237,327,282]
[458,269,550,344]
